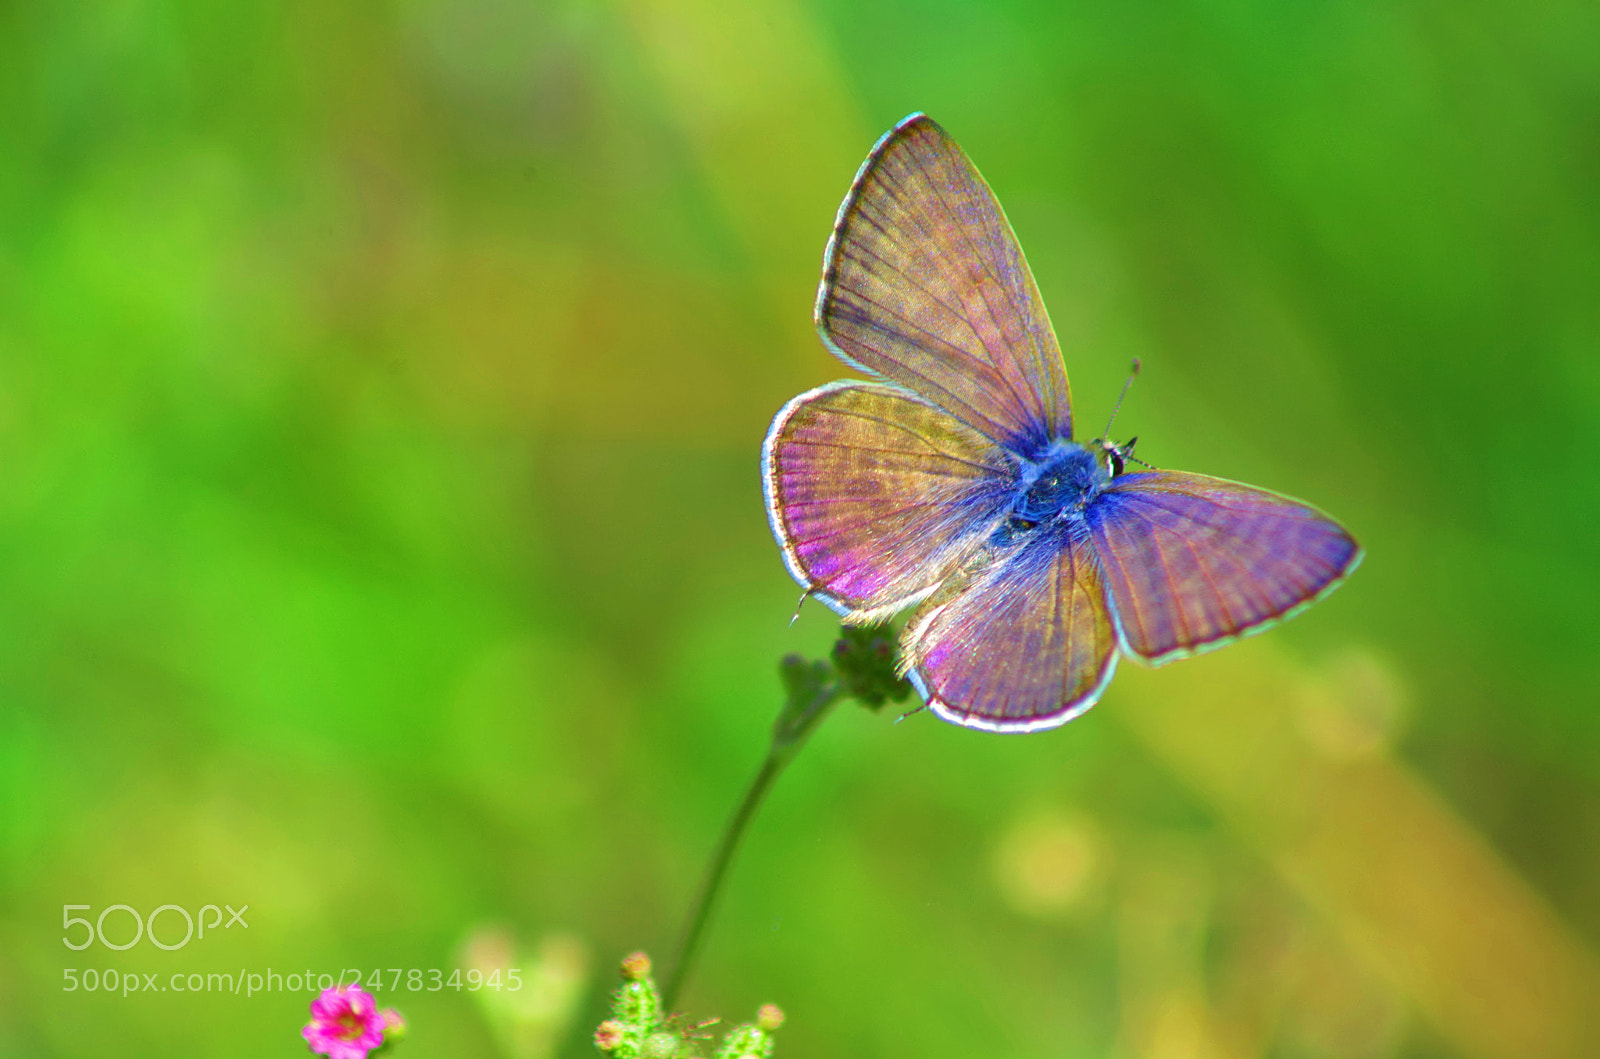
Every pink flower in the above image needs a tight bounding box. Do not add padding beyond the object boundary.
[303,986,387,1059]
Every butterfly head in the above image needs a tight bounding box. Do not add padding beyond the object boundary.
[1090,358,1144,478]
[1089,436,1139,478]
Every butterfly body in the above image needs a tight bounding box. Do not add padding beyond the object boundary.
[1011,441,1109,521]
[763,114,1362,733]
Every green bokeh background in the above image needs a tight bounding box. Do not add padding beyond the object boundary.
[3,2,1599,1057]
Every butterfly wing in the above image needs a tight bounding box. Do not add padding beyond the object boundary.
[817,113,1073,451]
[763,380,1013,621]
[1085,470,1363,665]
[900,522,1119,732]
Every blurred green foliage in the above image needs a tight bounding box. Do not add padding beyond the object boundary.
[2,1,1598,1058]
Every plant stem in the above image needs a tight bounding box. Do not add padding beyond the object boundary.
[661,753,780,1011]
[663,672,840,1010]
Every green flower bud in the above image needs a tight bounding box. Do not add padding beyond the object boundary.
[378,1008,407,1046]
[595,1020,626,1051]
[620,951,653,981]
[711,1005,784,1059]
[777,655,833,714]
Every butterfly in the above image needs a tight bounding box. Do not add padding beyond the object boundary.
[762,114,1362,733]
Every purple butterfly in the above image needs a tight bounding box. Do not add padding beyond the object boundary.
[762,114,1362,732]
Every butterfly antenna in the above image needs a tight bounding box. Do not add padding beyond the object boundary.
[1122,438,1157,471]
[1101,358,1142,440]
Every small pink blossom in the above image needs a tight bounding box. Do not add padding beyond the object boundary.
[303,986,387,1059]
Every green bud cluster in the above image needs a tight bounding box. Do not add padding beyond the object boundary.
[830,623,913,709]
[711,1003,784,1059]
[594,952,663,1056]
[593,953,784,1059]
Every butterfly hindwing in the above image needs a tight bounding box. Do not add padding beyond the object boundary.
[900,521,1119,731]
[1085,470,1363,664]
[816,114,1073,451]
[763,380,1013,621]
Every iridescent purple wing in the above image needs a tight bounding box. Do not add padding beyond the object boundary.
[900,522,1119,731]
[817,113,1072,450]
[1086,470,1363,665]
[763,380,1012,621]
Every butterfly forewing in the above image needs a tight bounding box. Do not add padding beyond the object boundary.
[1086,471,1363,664]
[817,114,1073,451]
[763,380,1013,620]
[901,523,1119,731]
